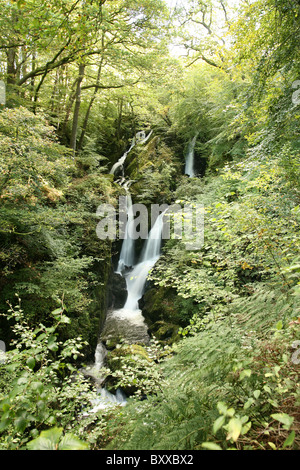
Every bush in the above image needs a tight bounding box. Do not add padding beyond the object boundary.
[0,299,95,450]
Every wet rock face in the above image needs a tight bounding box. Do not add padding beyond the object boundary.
[107,272,128,310]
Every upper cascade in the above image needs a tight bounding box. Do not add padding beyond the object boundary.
[185,133,198,178]
[116,190,135,274]
[109,130,153,176]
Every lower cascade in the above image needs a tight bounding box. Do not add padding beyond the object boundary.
[86,190,166,410]
[124,211,165,311]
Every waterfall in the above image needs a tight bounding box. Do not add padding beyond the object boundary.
[98,208,166,352]
[109,130,153,176]
[88,388,127,413]
[185,134,198,178]
[86,130,165,412]
[80,342,107,385]
[124,211,165,311]
[139,129,153,145]
[110,139,135,176]
[116,191,135,274]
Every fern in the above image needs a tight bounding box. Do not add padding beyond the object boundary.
[105,284,298,450]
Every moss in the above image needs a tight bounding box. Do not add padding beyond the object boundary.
[107,344,152,372]
[141,285,198,327]
[149,321,180,346]
[103,335,123,351]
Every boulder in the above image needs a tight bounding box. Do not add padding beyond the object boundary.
[148,321,180,346]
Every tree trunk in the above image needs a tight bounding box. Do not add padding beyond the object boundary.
[31,51,36,102]
[70,63,85,155]
[7,48,17,85]
[78,59,103,150]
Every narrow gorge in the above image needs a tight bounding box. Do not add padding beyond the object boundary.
[84,132,171,410]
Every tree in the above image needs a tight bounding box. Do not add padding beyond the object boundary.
[166,0,237,69]
[0,0,169,152]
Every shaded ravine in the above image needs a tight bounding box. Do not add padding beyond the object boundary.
[84,131,164,410]
[84,211,166,411]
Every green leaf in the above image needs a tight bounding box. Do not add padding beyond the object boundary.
[241,421,252,435]
[226,408,235,418]
[268,442,277,450]
[213,415,226,434]
[226,418,242,442]
[26,357,36,370]
[271,413,294,430]
[58,434,89,450]
[201,442,222,450]
[244,398,254,410]
[14,416,28,433]
[0,418,11,432]
[239,369,252,380]
[282,431,295,449]
[31,381,44,394]
[27,427,63,450]
[217,402,228,415]
[27,436,57,451]
[52,308,63,316]
[60,315,71,324]
[47,336,59,352]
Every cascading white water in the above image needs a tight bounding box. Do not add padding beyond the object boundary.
[110,139,135,176]
[109,130,153,176]
[124,211,165,311]
[116,192,135,274]
[80,342,107,385]
[185,134,198,178]
[88,387,127,413]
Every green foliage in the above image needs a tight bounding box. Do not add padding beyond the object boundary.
[0,0,299,454]
[106,283,299,450]
[0,107,73,202]
[0,300,95,450]
[27,427,89,450]
[150,151,300,322]
[0,107,116,351]
[106,142,300,451]
[130,138,181,205]
[102,340,170,398]
[167,64,248,171]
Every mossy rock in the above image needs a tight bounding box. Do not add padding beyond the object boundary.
[103,335,123,351]
[141,286,186,326]
[141,284,202,328]
[105,344,153,395]
[107,344,152,372]
[149,321,180,346]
